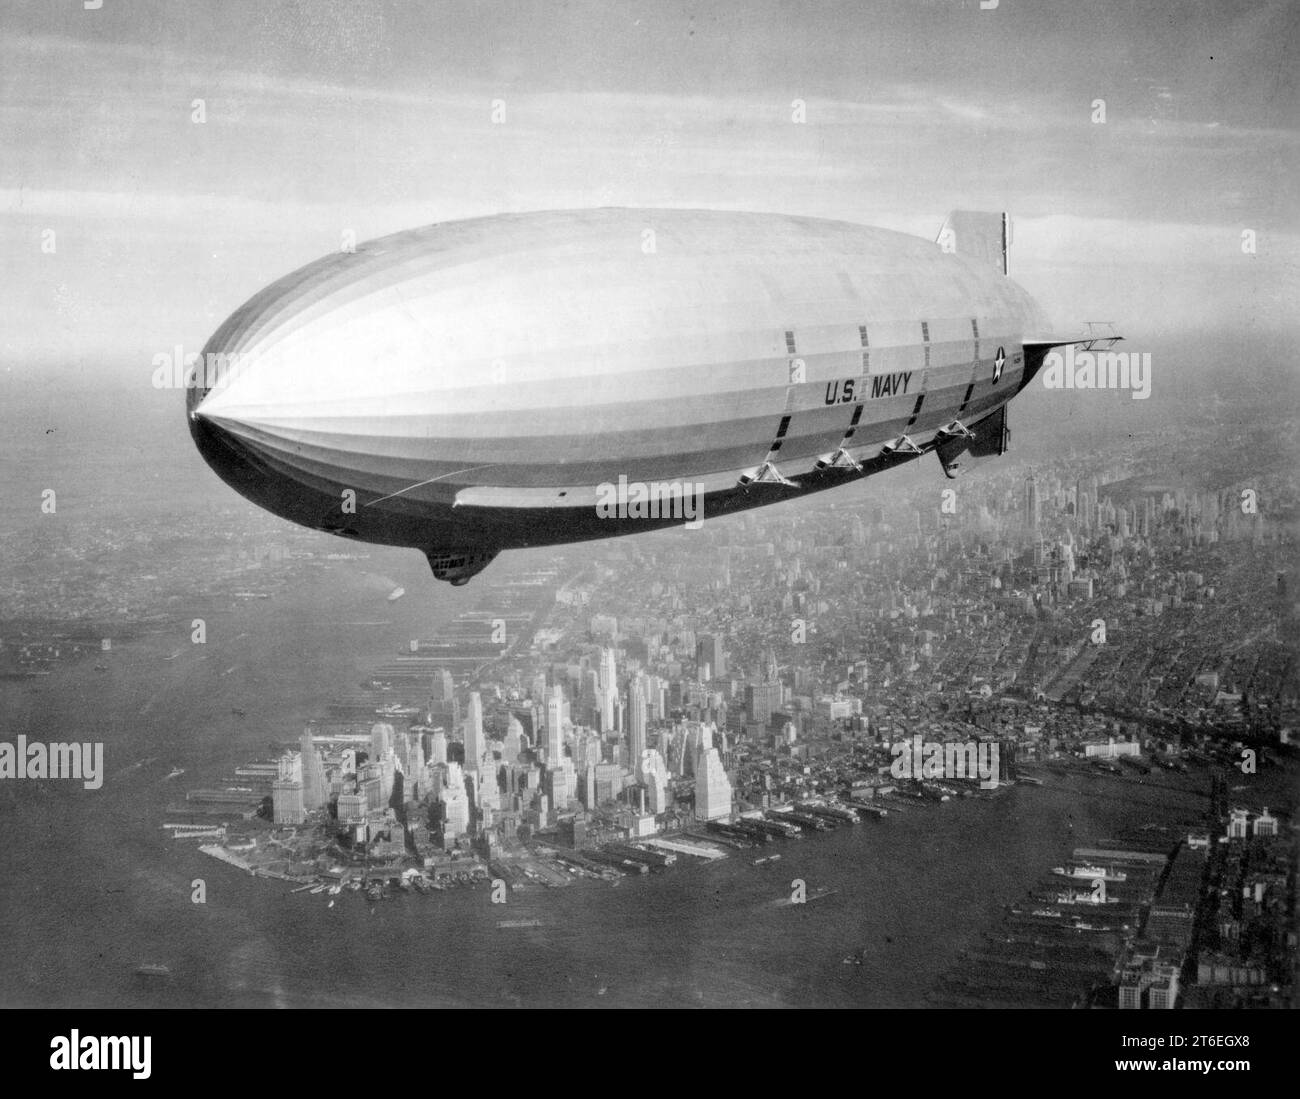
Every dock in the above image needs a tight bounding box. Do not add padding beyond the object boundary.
[198,844,254,874]
[642,837,727,861]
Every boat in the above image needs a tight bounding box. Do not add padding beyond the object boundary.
[230,707,246,717]
[94,663,107,671]
[135,964,170,977]
[309,884,326,894]
[165,767,185,780]
[387,587,405,602]
[753,854,782,866]
[1054,890,1115,905]
[1052,864,1126,882]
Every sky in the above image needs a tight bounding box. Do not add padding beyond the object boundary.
[1,0,1296,376]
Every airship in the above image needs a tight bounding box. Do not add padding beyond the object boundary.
[188,208,1097,585]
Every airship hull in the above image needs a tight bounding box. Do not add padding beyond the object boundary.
[189,208,1053,582]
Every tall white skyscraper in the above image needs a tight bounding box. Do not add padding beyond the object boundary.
[299,729,327,811]
[477,766,500,813]
[599,647,618,731]
[639,748,670,814]
[546,684,565,763]
[599,647,617,692]
[503,715,524,763]
[629,676,647,770]
[272,751,305,825]
[645,674,664,721]
[694,746,732,821]
[440,762,470,844]
[370,722,394,759]
[465,691,485,772]
[429,729,447,766]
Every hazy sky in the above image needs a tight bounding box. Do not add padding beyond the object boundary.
[1,0,1296,374]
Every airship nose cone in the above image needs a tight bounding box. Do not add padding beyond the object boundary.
[188,391,271,501]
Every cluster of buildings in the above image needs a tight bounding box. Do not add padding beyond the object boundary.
[266,647,738,860]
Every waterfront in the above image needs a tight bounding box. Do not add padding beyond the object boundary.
[0,561,1232,1007]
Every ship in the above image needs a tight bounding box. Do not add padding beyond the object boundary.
[1054,889,1117,905]
[1052,863,1126,882]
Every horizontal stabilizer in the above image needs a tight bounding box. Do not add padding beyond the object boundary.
[936,210,1008,275]
[1025,322,1123,353]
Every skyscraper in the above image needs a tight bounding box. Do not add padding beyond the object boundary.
[370,722,393,759]
[1025,473,1040,530]
[629,676,647,768]
[272,751,305,825]
[696,634,726,679]
[430,668,454,701]
[464,691,485,773]
[639,748,670,814]
[477,766,500,814]
[546,684,565,764]
[694,746,732,821]
[299,728,327,811]
[428,668,459,727]
[440,762,470,845]
[429,729,448,766]
[503,715,524,763]
[599,647,617,732]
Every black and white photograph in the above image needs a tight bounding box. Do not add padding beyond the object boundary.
[1,0,1296,1063]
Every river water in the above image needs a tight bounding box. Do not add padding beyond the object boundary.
[0,556,1219,1007]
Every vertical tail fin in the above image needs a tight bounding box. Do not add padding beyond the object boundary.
[936,211,1009,276]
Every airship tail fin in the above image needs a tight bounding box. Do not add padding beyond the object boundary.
[936,210,1009,276]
